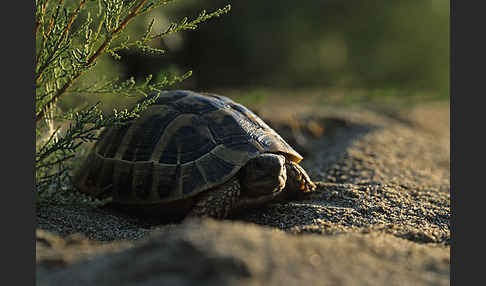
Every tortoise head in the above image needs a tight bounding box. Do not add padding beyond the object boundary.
[238,154,287,197]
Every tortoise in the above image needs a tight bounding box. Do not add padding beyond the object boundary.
[73,90,316,219]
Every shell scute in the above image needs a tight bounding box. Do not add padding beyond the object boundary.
[97,123,131,159]
[174,92,229,114]
[156,115,216,164]
[112,160,134,201]
[152,164,177,200]
[132,161,154,200]
[205,111,251,143]
[123,109,180,161]
[179,162,204,195]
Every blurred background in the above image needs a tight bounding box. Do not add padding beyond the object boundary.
[75,0,449,110]
[121,1,448,91]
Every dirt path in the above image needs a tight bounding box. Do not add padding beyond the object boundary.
[37,95,450,285]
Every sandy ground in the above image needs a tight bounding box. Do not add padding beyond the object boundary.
[36,94,450,285]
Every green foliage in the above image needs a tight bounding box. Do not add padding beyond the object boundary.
[163,0,449,93]
[35,0,230,198]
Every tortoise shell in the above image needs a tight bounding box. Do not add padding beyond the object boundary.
[73,90,302,205]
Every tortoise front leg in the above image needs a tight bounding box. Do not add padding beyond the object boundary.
[185,177,241,219]
[281,161,316,200]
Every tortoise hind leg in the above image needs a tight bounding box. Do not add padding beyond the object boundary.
[185,177,241,219]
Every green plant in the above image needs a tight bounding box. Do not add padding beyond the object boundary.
[35,0,231,198]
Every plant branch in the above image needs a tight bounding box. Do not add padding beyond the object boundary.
[36,0,148,123]
[36,0,87,82]
[35,1,49,37]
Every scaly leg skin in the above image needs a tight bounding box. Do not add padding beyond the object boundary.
[185,177,241,219]
[282,160,316,200]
